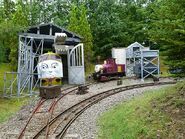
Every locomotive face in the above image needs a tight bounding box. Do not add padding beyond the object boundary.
[37,53,63,79]
[38,60,63,79]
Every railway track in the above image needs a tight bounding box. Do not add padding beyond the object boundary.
[17,85,79,139]
[17,82,96,139]
[29,81,176,139]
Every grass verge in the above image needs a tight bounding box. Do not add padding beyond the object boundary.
[97,82,185,139]
[0,98,29,123]
[0,63,12,95]
[0,63,29,124]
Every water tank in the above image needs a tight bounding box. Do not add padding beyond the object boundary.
[111,48,126,64]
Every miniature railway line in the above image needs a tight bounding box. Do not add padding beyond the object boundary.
[28,81,176,139]
[17,82,95,139]
[17,98,47,139]
[17,85,78,139]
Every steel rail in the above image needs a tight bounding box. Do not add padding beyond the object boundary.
[45,98,57,139]
[44,84,81,139]
[55,81,177,138]
[31,83,94,139]
[32,81,177,139]
[17,85,79,139]
[17,98,46,139]
[43,83,96,139]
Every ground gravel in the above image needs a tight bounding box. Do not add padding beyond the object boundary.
[0,78,175,138]
[66,85,171,139]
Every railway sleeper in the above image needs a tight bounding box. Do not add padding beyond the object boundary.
[76,85,89,95]
[0,132,58,139]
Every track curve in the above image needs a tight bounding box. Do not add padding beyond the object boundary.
[32,81,177,139]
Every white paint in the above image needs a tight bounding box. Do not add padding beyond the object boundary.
[112,48,126,64]
[68,43,85,84]
[55,33,67,38]
[55,33,67,44]
[37,60,63,79]
[94,65,103,72]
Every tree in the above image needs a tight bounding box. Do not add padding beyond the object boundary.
[148,0,185,74]
[68,5,79,33]
[53,0,71,27]
[3,0,15,19]
[0,0,16,65]
[90,0,127,58]
[68,4,94,73]
[88,0,150,59]
[0,1,28,70]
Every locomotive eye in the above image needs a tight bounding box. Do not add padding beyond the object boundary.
[42,79,47,84]
[51,63,58,68]
[41,63,48,69]
[56,78,61,82]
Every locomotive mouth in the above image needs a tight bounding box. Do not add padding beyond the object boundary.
[45,73,56,78]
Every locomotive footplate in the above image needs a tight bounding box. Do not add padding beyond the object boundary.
[39,85,61,99]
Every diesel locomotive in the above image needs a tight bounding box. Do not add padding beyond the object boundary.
[37,52,63,99]
[93,58,125,81]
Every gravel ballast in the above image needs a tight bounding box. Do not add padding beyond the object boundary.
[66,85,171,139]
[0,78,175,139]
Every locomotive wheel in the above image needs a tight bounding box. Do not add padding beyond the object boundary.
[96,73,101,81]
[39,85,61,99]
[93,72,101,80]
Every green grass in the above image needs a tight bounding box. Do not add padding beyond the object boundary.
[0,63,11,73]
[0,63,29,124]
[0,98,29,123]
[85,62,95,76]
[0,63,17,95]
[0,63,11,94]
[159,56,170,77]
[97,82,184,139]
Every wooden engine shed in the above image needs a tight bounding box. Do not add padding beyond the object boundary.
[4,23,85,97]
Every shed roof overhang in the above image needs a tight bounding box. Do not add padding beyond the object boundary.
[19,23,82,47]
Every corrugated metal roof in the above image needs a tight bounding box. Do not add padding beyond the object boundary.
[26,23,82,39]
[19,23,82,46]
[127,42,144,49]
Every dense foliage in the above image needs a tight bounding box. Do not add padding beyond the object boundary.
[68,4,93,72]
[0,0,184,74]
[148,0,185,73]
